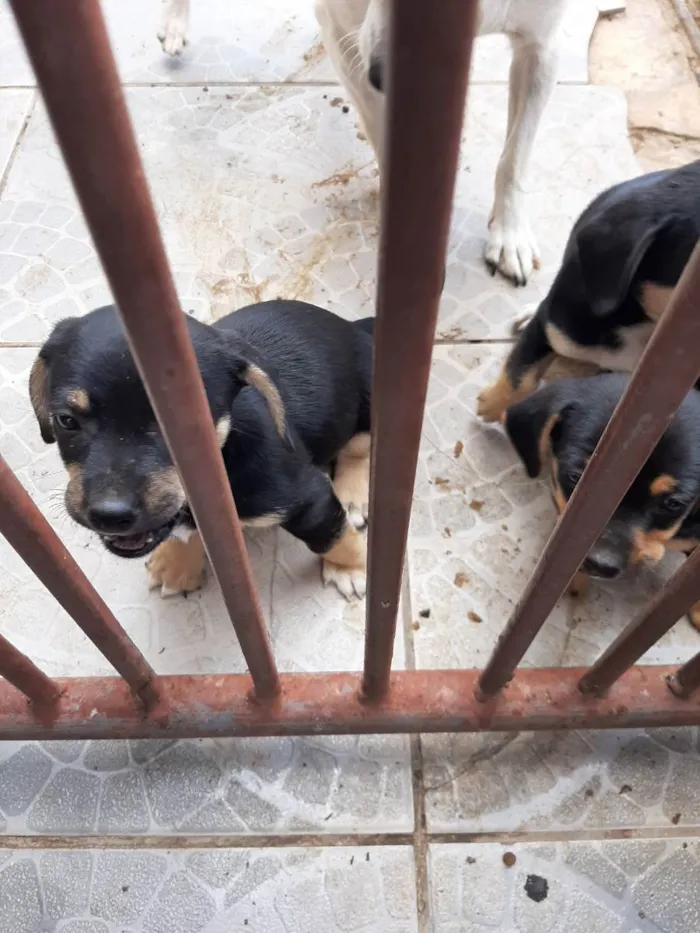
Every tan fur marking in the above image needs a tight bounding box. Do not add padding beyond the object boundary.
[66,389,90,412]
[537,414,560,476]
[29,355,52,437]
[649,474,677,497]
[666,538,699,554]
[146,530,206,594]
[241,512,284,529]
[245,364,286,439]
[144,467,185,514]
[552,482,567,515]
[631,524,682,565]
[688,601,700,631]
[65,463,84,512]
[477,363,545,424]
[333,432,371,529]
[639,282,674,321]
[322,522,366,569]
[215,415,231,447]
[568,571,589,598]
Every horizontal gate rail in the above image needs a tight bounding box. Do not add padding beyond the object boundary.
[9,0,279,699]
[0,668,698,741]
[364,1,479,698]
[0,453,157,705]
[477,241,700,701]
[0,633,61,709]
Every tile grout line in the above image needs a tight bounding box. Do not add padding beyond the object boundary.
[0,79,592,90]
[401,559,433,933]
[0,90,35,200]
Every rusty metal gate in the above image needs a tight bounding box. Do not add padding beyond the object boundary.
[2,0,700,742]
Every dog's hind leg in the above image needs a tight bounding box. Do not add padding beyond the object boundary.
[315,0,385,162]
[477,312,554,423]
[485,34,559,286]
[158,0,190,56]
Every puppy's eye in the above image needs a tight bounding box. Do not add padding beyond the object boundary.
[566,470,581,487]
[54,413,80,432]
[662,496,685,514]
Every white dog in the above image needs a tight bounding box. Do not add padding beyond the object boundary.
[159,0,570,285]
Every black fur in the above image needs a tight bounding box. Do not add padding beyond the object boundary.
[32,300,373,560]
[506,373,700,578]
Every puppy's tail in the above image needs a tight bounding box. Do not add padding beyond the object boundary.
[353,316,375,337]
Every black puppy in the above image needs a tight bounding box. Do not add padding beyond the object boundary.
[505,372,700,628]
[478,160,700,423]
[29,300,373,600]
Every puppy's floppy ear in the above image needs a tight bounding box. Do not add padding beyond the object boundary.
[505,381,575,478]
[575,214,672,318]
[29,318,79,444]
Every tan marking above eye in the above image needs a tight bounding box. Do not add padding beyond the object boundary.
[649,474,677,497]
[66,388,90,412]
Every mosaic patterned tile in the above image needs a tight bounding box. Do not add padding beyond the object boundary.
[0,846,417,932]
[430,838,699,933]
[0,0,606,88]
[0,84,637,345]
[0,90,32,181]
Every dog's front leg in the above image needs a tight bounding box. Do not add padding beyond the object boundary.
[315,0,385,163]
[485,36,559,286]
[284,463,367,600]
[146,525,206,597]
[158,0,190,56]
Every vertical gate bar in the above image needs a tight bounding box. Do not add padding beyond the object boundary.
[362,0,479,699]
[10,0,280,698]
[667,651,700,699]
[579,545,700,696]
[477,242,700,700]
[0,454,158,704]
[0,633,61,707]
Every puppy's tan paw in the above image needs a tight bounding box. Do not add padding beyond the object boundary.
[333,434,371,531]
[146,531,205,598]
[688,601,700,632]
[477,381,510,424]
[322,560,367,600]
[321,523,367,601]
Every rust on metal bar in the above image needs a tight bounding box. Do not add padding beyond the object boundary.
[10,0,279,698]
[477,242,700,700]
[580,545,700,696]
[364,0,480,700]
[0,667,698,741]
[0,632,61,708]
[667,651,700,699]
[0,454,157,705]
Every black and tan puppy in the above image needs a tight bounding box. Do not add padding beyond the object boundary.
[505,372,700,628]
[478,160,700,423]
[29,300,373,600]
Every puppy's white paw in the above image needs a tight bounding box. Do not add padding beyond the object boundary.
[157,17,188,56]
[484,218,540,287]
[322,559,367,600]
[345,500,369,531]
[511,303,538,336]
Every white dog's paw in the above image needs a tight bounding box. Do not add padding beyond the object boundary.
[484,218,540,287]
[158,17,189,56]
[322,559,367,600]
[511,303,538,336]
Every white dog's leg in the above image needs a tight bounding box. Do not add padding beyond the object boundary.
[158,0,190,56]
[315,0,385,163]
[485,35,559,286]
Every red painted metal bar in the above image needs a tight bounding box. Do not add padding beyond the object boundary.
[10,0,279,698]
[0,633,60,707]
[667,651,700,699]
[477,242,700,700]
[0,454,157,705]
[579,546,700,696]
[0,667,698,741]
[363,0,479,699]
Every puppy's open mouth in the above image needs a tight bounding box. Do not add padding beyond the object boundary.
[100,516,179,558]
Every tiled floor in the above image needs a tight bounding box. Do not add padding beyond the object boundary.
[1,0,699,930]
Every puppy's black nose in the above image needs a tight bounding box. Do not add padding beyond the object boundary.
[582,554,621,580]
[368,57,383,92]
[88,498,138,534]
